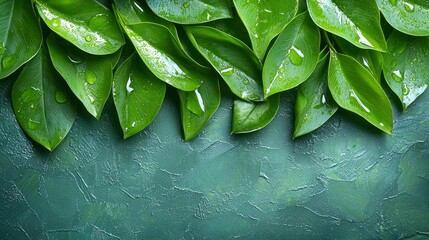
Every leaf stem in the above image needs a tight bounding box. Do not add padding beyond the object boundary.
[323,30,336,53]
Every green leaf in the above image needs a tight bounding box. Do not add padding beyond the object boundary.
[11,49,76,151]
[376,0,429,36]
[233,0,298,60]
[383,31,429,110]
[294,53,338,138]
[0,0,42,79]
[232,94,280,134]
[146,0,233,24]
[35,0,125,55]
[263,12,320,97]
[307,0,387,51]
[185,26,264,102]
[113,53,166,139]
[178,73,221,141]
[47,34,116,119]
[328,51,393,133]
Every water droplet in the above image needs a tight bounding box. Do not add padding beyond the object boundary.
[183,2,190,8]
[389,0,398,5]
[28,119,40,130]
[126,73,134,94]
[85,36,92,42]
[403,2,415,12]
[133,1,144,12]
[243,79,250,85]
[1,55,16,70]
[392,70,403,82]
[380,122,385,127]
[55,90,67,103]
[350,90,370,113]
[85,70,97,85]
[89,95,95,103]
[288,46,304,66]
[67,52,83,64]
[0,43,5,55]
[51,18,61,27]
[88,14,109,29]
[30,103,35,109]
[321,94,327,104]
[402,83,409,95]
[356,30,373,48]
[221,67,234,77]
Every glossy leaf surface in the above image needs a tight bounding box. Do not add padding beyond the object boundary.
[146,0,233,24]
[186,26,264,102]
[0,0,42,79]
[178,73,220,141]
[328,52,393,133]
[11,50,76,151]
[383,31,429,110]
[113,53,166,139]
[232,94,280,134]
[294,54,338,138]
[233,0,298,60]
[47,35,116,119]
[307,0,387,51]
[35,0,125,55]
[376,0,429,36]
[263,12,320,97]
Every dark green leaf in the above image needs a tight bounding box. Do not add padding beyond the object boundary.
[263,12,320,97]
[35,0,125,55]
[185,26,264,102]
[11,49,76,151]
[113,53,166,139]
[383,31,429,110]
[0,0,42,79]
[328,52,393,133]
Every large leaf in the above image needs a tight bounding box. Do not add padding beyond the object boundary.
[0,0,42,79]
[11,49,76,151]
[178,73,221,141]
[35,0,124,55]
[307,0,387,51]
[47,35,117,119]
[185,26,264,102]
[232,94,280,134]
[376,0,429,36]
[233,0,298,60]
[113,53,166,139]
[328,52,393,133]
[263,12,320,97]
[383,31,429,110]
[294,53,338,138]
[146,0,233,24]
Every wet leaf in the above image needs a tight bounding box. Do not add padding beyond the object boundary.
[328,51,393,133]
[233,0,298,60]
[263,12,320,97]
[35,0,125,55]
[113,53,166,139]
[307,0,387,51]
[383,31,429,110]
[0,0,42,79]
[11,49,76,151]
[185,26,264,102]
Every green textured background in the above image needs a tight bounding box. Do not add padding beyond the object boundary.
[1,76,428,239]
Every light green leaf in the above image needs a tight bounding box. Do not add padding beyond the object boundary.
[232,94,280,134]
[113,53,166,139]
[0,0,42,79]
[376,0,429,36]
[233,0,298,60]
[35,0,125,55]
[383,31,429,110]
[328,52,393,133]
[185,26,264,102]
[263,12,320,97]
[146,0,233,24]
[178,73,221,141]
[294,53,338,138]
[307,0,387,51]
[11,49,76,151]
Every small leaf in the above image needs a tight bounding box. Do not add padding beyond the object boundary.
[11,49,76,151]
[328,51,393,133]
[233,0,298,60]
[307,0,387,51]
[35,0,125,55]
[376,0,429,36]
[294,53,338,138]
[113,53,166,139]
[232,94,280,134]
[146,0,233,24]
[263,12,320,97]
[178,73,221,141]
[383,31,429,110]
[0,0,42,79]
[185,26,264,102]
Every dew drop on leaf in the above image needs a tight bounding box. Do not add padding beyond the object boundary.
[389,0,398,6]
[243,79,250,85]
[55,91,67,104]
[85,36,92,42]
[28,119,40,130]
[132,1,144,13]
[126,73,134,95]
[51,18,60,27]
[392,69,403,82]
[288,46,304,66]
[403,2,415,12]
[402,83,410,95]
[67,53,83,64]
[85,70,97,85]
[221,67,234,77]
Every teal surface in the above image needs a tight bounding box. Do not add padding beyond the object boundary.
[1,76,429,239]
